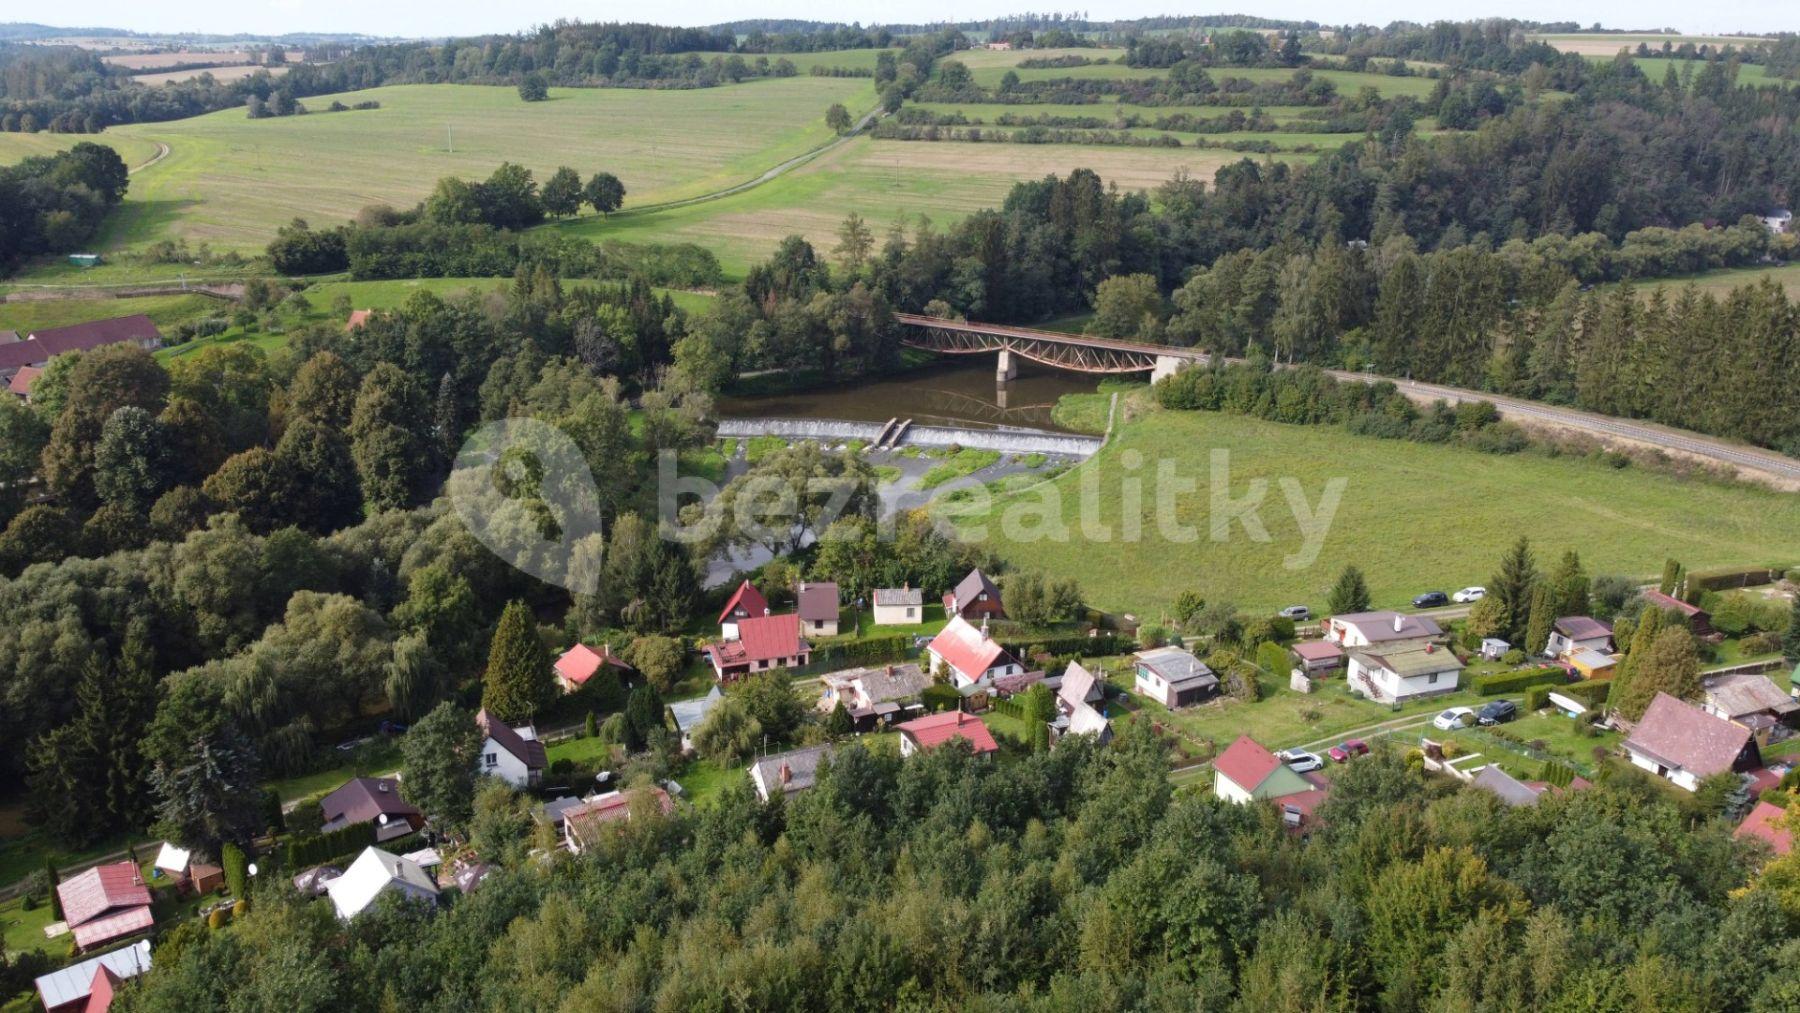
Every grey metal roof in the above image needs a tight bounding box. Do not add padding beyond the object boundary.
[749,744,835,796]
[668,686,724,732]
[1134,646,1216,689]
[874,587,923,606]
[35,940,151,1009]
[1471,765,1542,807]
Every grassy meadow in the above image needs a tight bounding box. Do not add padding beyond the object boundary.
[1614,262,1800,298]
[87,77,874,254]
[1531,33,1771,56]
[942,398,1800,619]
[0,293,224,335]
[561,135,1296,279]
[0,130,164,169]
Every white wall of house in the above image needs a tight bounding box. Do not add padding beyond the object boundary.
[478,737,533,788]
[927,648,1018,689]
[1546,632,1610,657]
[1347,656,1458,701]
[1214,773,1253,804]
[1626,747,1701,792]
[1134,667,1173,708]
[873,603,920,625]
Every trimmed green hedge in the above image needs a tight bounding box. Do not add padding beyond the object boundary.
[1472,665,1567,697]
[283,822,375,869]
[1686,566,1782,592]
[999,633,1134,659]
[1527,677,1611,712]
[812,635,913,668]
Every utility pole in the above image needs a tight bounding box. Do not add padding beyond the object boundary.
[447,125,453,153]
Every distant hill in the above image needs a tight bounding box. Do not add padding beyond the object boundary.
[0,21,399,46]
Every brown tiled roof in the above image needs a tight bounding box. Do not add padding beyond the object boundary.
[795,582,839,622]
[1553,616,1612,641]
[0,314,162,372]
[1624,693,1750,779]
[476,710,546,770]
[320,776,423,829]
[949,569,1003,613]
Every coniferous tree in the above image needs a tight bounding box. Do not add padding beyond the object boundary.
[1327,565,1372,615]
[1489,537,1539,642]
[1524,584,1554,658]
[402,702,481,828]
[481,600,552,722]
[1782,595,1800,665]
[1548,550,1590,619]
[1612,627,1701,720]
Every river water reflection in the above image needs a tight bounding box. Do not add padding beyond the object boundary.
[716,357,1101,434]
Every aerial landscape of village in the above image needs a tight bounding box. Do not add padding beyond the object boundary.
[6,3,1800,1009]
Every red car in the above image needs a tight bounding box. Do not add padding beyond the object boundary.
[1328,739,1369,763]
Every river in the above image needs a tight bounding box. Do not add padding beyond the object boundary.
[716,357,1102,434]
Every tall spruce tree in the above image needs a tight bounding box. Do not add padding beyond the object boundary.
[1783,594,1800,665]
[481,600,552,722]
[1327,565,1372,615]
[1490,536,1539,642]
[1524,584,1554,658]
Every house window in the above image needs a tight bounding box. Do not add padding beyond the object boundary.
[906,607,915,618]
[484,753,496,767]
[1428,673,1439,685]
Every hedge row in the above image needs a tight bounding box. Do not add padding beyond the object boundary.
[1000,633,1134,660]
[812,635,914,669]
[1687,566,1784,592]
[1472,665,1568,697]
[283,822,375,869]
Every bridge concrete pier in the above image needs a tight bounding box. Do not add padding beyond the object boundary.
[1150,354,1187,384]
[996,349,1018,382]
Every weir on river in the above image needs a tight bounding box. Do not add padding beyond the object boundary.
[714,417,1103,457]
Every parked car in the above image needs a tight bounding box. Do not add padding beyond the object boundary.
[1328,739,1370,763]
[1477,700,1519,725]
[1277,748,1325,773]
[1412,591,1450,608]
[1432,706,1477,731]
[1278,604,1311,621]
[1453,586,1488,604]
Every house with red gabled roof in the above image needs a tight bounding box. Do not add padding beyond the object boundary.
[553,642,634,694]
[943,569,1005,622]
[1212,735,1328,832]
[705,612,810,682]
[1736,800,1794,857]
[562,787,676,853]
[344,309,372,331]
[8,364,42,401]
[718,580,770,639]
[897,710,999,758]
[1641,590,1714,637]
[56,861,154,953]
[925,614,1022,690]
[1622,692,1759,791]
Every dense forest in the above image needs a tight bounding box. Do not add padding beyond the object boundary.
[89,728,1800,1011]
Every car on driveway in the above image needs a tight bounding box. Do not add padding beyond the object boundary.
[1432,706,1477,731]
[1453,586,1487,604]
[1477,700,1519,725]
[1278,605,1311,621]
[1412,591,1450,608]
[1327,739,1370,763]
[1277,749,1325,773]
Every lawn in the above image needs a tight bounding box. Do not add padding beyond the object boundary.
[674,758,742,807]
[2,894,56,956]
[560,135,1292,280]
[546,734,616,766]
[0,293,223,335]
[847,601,949,639]
[1613,262,1800,299]
[78,77,875,255]
[0,130,165,169]
[918,448,1002,489]
[945,398,1800,618]
[265,740,402,804]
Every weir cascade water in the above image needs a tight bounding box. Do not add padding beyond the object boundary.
[715,417,1102,458]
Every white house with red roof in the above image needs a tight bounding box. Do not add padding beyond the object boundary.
[705,612,811,682]
[718,580,770,639]
[553,642,634,694]
[56,861,154,952]
[1212,735,1329,832]
[925,614,1021,690]
[896,710,999,758]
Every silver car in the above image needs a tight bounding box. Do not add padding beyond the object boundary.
[1277,749,1325,773]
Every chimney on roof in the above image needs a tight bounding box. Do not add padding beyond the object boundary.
[980,616,990,638]
[886,664,894,676]
[1425,643,1435,653]
[1393,613,1404,633]
[764,607,771,616]
[779,762,792,784]
[903,580,909,591]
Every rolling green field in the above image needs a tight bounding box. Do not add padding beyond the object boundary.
[1532,32,1771,56]
[86,78,874,254]
[560,135,1296,279]
[0,130,164,169]
[912,100,1327,123]
[943,399,1800,619]
[947,47,1445,99]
